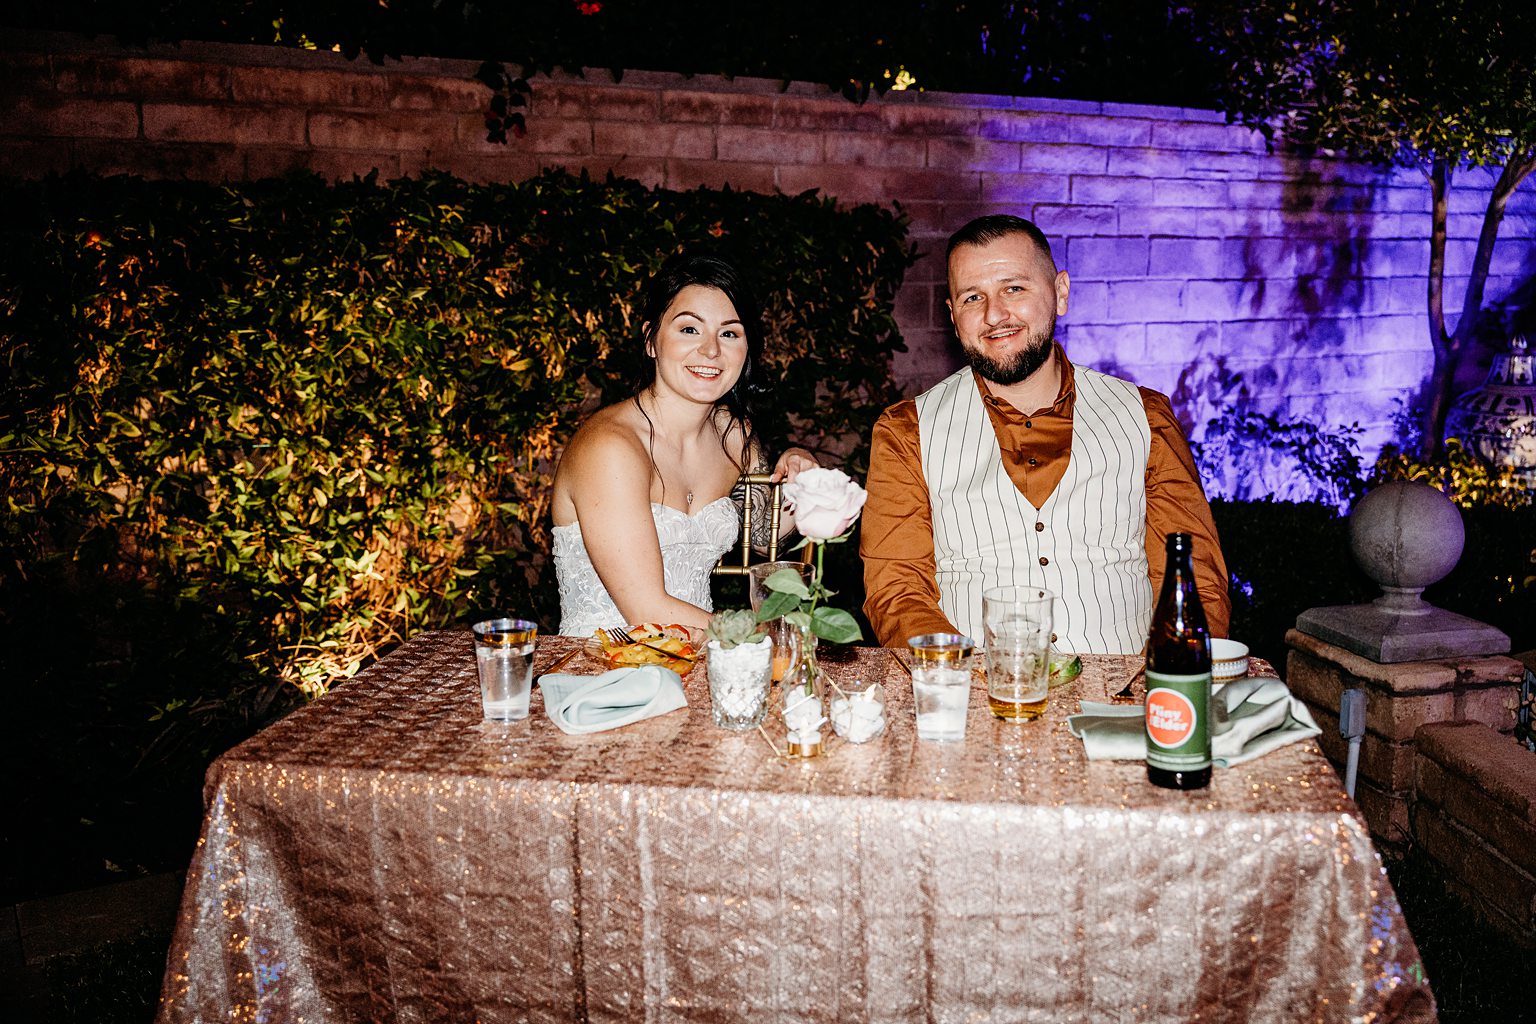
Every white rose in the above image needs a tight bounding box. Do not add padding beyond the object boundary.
[783,467,868,542]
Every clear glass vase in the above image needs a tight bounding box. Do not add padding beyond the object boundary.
[778,626,826,758]
[706,636,772,730]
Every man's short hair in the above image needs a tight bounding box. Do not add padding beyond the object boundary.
[945,214,1055,269]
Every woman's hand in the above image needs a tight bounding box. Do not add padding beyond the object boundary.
[766,447,819,541]
[769,447,819,483]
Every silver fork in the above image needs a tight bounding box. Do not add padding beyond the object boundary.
[1112,642,1150,701]
[1112,663,1145,702]
[603,626,635,646]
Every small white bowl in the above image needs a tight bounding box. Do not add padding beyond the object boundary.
[1211,638,1250,683]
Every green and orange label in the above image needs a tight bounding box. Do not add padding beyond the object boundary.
[1144,671,1211,770]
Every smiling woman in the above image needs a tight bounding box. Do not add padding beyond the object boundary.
[549,252,818,636]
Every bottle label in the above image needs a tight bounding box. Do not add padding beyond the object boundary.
[1144,670,1211,770]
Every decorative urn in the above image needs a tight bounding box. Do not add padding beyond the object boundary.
[1443,332,1536,489]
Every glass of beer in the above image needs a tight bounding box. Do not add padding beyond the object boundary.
[982,587,1053,721]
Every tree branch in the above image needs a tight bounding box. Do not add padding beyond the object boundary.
[1453,149,1535,349]
[1426,158,1449,355]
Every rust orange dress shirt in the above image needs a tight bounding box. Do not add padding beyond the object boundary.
[860,350,1230,648]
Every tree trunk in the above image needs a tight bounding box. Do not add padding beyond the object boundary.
[1422,149,1536,455]
[1422,160,1450,456]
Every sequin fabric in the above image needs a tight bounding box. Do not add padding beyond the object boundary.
[158,632,1436,1023]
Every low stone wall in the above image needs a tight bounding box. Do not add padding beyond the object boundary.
[1413,721,1536,946]
[1285,629,1524,846]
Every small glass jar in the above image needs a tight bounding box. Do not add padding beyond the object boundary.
[829,678,886,743]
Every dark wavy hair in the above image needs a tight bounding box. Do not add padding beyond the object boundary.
[634,251,765,473]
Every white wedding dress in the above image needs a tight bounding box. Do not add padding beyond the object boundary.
[553,497,739,636]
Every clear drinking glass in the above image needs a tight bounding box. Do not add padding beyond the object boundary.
[907,633,974,742]
[982,587,1054,721]
[472,618,537,721]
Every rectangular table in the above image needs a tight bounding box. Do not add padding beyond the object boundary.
[158,631,1436,1023]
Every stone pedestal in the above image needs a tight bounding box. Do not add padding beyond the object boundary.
[1295,599,1510,663]
[1285,628,1525,847]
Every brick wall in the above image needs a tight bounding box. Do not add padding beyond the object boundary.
[5,30,1535,484]
[1414,722,1536,945]
[1286,629,1525,847]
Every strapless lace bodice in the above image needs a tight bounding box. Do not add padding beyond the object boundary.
[553,497,739,636]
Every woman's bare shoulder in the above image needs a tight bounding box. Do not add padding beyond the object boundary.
[563,402,647,462]
[555,404,655,521]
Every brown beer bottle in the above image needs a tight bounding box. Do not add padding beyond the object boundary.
[1145,532,1212,790]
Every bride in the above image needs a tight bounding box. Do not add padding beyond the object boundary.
[551,253,816,636]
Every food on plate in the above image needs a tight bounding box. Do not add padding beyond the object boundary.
[1049,652,1082,687]
[594,622,697,673]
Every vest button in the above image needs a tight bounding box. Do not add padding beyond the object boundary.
[1038,556,1049,566]
[1034,521,1044,532]
[1027,457,1037,466]
[1024,420,1032,428]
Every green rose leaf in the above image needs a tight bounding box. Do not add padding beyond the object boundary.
[764,566,811,599]
[810,606,862,644]
[755,588,801,622]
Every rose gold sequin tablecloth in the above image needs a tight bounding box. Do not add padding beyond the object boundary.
[158,631,1435,1024]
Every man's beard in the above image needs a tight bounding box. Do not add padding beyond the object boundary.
[963,316,1055,386]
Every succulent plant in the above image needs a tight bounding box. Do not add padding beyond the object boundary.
[706,609,762,650]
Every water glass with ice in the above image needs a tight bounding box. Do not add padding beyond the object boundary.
[907,633,974,742]
[472,618,537,721]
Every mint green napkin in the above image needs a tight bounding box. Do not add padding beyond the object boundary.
[539,665,688,735]
[1066,676,1322,767]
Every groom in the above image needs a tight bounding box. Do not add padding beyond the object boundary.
[860,214,1229,654]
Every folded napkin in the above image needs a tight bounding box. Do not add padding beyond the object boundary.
[1066,676,1322,767]
[539,665,688,735]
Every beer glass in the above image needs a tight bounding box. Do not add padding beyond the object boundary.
[981,587,1053,721]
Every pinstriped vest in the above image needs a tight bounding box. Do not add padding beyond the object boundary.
[915,365,1152,654]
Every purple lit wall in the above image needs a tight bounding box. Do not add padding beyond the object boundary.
[895,105,1536,500]
[7,32,1534,498]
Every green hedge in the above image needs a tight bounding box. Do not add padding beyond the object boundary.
[0,170,915,897]
[0,169,914,691]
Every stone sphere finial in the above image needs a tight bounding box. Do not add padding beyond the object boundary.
[1295,479,1507,661]
[1349,481,1464,612]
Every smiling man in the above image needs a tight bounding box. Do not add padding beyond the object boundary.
[860,214,1229,653]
